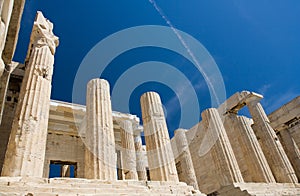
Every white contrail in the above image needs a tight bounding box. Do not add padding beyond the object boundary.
[148,0,220,105]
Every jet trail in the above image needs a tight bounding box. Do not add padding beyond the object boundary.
[148,0,220,105]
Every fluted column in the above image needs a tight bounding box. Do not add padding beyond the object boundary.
[174,129,199,190]
[134,133,147,181]
[84,78,116,180]
[224,113,275,182]
[247,99,298,183]
[278,128,300,181]
[1,12,58,177]
[140,91,178,182]
[120,120,138,180]
[202,108,244,185]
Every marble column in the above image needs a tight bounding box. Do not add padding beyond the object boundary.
[202,108,244,185]
[247,99,298,183]
[120,120,138,180]
[278,128,300,181]
[224,113,275,182]
[134,133,147,181]
[0,0,14,78]
[84,78,116,180]
[140,92,179,182]
[174,129,199,190]
[1,12,58,177]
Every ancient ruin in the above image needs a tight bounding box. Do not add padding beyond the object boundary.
[0,1,299,195]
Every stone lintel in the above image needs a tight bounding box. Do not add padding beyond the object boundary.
[218,91,263,115]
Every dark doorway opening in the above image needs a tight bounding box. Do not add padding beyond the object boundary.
[49,160,77,178]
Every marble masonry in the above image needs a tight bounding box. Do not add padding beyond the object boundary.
[0,1,299,195]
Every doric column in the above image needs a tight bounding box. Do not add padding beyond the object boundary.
[84,78,116,180]
[247,99,298,183]
[1,12,58,177]
[140,92,178,182]
[174,129,199,190]
[202,108,244,185]
[223,113,275,182]
[120,120,138,180]
[134,132,147,181]
[278,128,300,181]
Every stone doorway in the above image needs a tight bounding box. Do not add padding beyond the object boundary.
[49,160,77,178]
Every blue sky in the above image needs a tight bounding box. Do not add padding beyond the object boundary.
[14,1,300,135]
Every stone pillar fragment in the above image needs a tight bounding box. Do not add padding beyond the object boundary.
[174,129,199,190]
[61,165,70,177]
[202,108,244,185]
[134,134,147,181]
[1,12,58,177]
[224,113,275,182]
[84,78,116,180]
[247,100,298,183]
[140,92,179,182]
[278,128,300,181]
[120,120,138,180]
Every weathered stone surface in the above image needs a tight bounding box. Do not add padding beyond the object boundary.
[268,96,300,181]
[247,98,298,183]
[223,114,275,183]
[187,109,243,193]
[268,96,300,131]
[0,0,15,77]
[140,91,179,182]
[84,78,116,180]
[1,12,58,177]
[277,128,300,181]
[174,128,199,190]
[216,182,300,196]
[120,120,138,180]
[134,132,147,181]
[1,0,300,193]
[0,177,204,195]
[201,108,243,192]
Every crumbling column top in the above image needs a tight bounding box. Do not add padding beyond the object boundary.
[26,11,59,62]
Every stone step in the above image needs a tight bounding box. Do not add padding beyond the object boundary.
[215,183,300,196]
[0,177,204,195]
